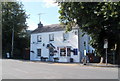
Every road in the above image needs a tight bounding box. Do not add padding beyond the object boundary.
[2,59,118,79]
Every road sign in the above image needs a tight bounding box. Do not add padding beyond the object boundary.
[104,39,108,65]
[84,50,86,56]
[104,39,108,48]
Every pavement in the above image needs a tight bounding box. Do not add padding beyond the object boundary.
[2,59,119,79]
[17,59,119,68]
[86,63,119,68]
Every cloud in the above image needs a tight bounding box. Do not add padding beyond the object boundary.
[41,19,54,26]
[27,19,51,30]
[27,19,38,30]
[27,24,37,30]
[17,0,42,2]
[18,0,59,8]
[28,25,37,30]
[42,0,58,8]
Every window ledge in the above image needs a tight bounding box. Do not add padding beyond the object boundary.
[63,40,69,43]
[49,41,54,43]
[36,42,42,44]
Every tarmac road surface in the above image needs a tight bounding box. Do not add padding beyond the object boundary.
[2,59,118,79]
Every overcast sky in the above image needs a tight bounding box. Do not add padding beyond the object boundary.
[20,0,60,30]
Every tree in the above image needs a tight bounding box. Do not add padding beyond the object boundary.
[2,2,29,58]
[59,2,120,63]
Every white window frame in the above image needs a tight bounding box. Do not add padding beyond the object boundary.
[63,33,69,41]
[49,34,54,41]
[37,49,41,56]
[37,35,42,42]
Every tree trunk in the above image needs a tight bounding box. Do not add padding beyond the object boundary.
[100,57,104,63]
[117,34,120,65]
[117,44,120,65]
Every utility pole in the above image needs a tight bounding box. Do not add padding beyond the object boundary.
[11,24,14,58]
[11,4,15,58]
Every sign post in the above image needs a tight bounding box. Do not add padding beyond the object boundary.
[104,39,108,65]
[83,41,87,65]
[113,44,117,64]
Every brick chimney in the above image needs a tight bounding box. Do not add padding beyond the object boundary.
[38,21,43,28]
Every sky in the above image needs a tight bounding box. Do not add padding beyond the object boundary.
[19,0,60,30]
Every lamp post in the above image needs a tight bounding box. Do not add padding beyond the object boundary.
[11,23,14,58]
[11,4,15,58]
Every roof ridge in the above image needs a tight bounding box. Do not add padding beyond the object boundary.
[31,24,64,34]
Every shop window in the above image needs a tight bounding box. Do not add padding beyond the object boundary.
[60,48,66,56]
[37,49,41,56]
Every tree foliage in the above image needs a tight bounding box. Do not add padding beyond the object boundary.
[2,2,29,58]
[59,2,120,63]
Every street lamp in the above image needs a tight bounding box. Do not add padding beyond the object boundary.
[11,21,14,58]
[11,4,15,58]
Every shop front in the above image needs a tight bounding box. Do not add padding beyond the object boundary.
[57,46,72,62]
[47,44,79,62]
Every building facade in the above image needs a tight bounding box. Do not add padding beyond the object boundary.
[30,22,94,62]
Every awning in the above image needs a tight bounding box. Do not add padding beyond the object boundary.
[46,43,55,49]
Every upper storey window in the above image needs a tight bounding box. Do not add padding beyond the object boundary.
[37,35,42,42]
[49,34,54,41]
[63,33,69,41]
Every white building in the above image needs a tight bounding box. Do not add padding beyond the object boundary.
[30,22,95,62]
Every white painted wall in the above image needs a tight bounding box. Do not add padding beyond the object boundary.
[30,28,95,63]
[79,31,95,61]
[30,29,80,62]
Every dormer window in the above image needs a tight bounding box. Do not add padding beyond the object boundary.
[37,35,42,42]
[49,34,54,41]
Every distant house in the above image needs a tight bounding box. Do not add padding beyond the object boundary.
[30,22,95,62]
